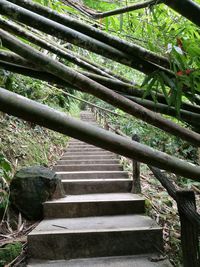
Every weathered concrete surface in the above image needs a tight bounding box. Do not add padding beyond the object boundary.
[28,111,169,265]
[62,178,132,194]
[56,159,120,165]
[53,164,123,172]
[56,171,129,179]
[28,215,163,260]
[63,151,116,155]
[66,148,107,152]
[28,254,172,267]
[43,193,145,218]
[61,155,118,160]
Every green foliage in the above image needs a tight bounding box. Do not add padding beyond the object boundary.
[3,74,72,111]
[110,111,198,165]
[82,0,200,111]
[0,113,69,222]
[0,153,12,214]
[0,242,22,267]
[0,116,68,168]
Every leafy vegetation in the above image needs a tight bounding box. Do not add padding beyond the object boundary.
[82,0,200,108]
[0,242,22,267]
[0,153,12,220]
[0,0,200,265]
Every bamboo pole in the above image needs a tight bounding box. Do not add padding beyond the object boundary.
[1,54,199,117]
[0,87,200,180]
[47,84,128,118]
[71,0,162,19]
[0,30,200,146]
[0,18,121,81]
[2,0,170,72]
[1,58,200,128]
[165,0,200,27]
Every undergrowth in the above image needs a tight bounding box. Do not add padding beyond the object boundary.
[0,103,80,266]
[95,108,199,266]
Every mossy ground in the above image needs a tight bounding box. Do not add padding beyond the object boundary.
[0,113,68,169]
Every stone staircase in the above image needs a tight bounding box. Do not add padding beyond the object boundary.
[28,111,171,266]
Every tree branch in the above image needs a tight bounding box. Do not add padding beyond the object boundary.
[62,0,163,19]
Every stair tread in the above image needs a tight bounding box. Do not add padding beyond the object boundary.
[57,160,120,165]
[56,164,121,167]
[28,254,172,266]
[62,178,132,182]
[56,171,128,174]
[28,112,165,262]
[29,215,161,235]
[45,193,144,203]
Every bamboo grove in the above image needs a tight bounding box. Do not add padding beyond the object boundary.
[0,0,200,179]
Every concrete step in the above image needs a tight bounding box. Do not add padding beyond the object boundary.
[61,155,118,160]
[28,215,163,260]
[63,151,115,156]
[28,254,172,267]
[56,171,129,179]
[62,178,132,194]
[44,193,145,218]
[67,142,99,146]
[68,141,87,144]
[56,159,120,165]
[53,164,123,172]
[66,146,106,153]
[66,148,107,152]
[67,144,97,148]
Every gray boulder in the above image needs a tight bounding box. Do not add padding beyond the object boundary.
[10,166,64,220]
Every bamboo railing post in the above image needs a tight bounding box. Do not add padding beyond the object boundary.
[95,109,98,121]
[104,112,107,129]
[131,134,141,193]
[99,110,102,124]
[96,109,99,122]
[176,190,200,267]
[115,124,120,134]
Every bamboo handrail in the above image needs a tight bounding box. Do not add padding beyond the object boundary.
[94,107,200,266]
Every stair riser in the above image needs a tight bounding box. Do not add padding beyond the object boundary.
[66,149,107,152]
[62,180,132,194]
[28,230,163,260]
[61,156,118,160]
[67,145,97,148]
[57,172,129,179]
[44,200,145,218]
[63,152,114,156]
[53,165,123,172]
[56,160,120,165]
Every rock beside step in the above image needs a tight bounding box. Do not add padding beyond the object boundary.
[10,166,64,220]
